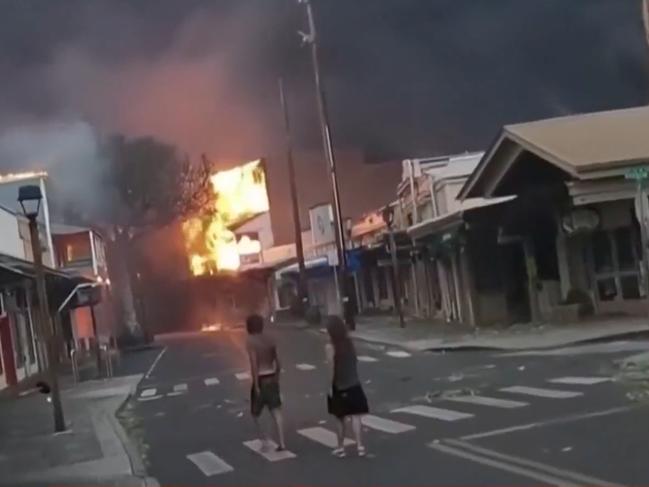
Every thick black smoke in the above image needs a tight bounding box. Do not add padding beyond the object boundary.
[0,0,647,242]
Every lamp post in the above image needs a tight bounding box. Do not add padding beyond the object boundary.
[18,185,66,432]
[382,205,405,328]
[298,0,355,329]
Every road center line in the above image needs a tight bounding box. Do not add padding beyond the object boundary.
[429,442,578,487]
[144,346,167,379]
[461,405,634,440]
[446,439,623,487]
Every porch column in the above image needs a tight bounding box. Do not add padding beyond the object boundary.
[523,237,542,323]
[459,246,478,327]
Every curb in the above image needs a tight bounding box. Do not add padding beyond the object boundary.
[111,375,157,485]
[347,327,649,353]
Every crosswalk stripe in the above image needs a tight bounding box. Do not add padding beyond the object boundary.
[297,427,355,448]
[361,414,415,433]
[186,451,234,476]
[296,363,316,371]
[446,395,528,409]
[235,372,251,381]
[391,405,474,421]
[140,388,157,398]
[243,439,296,461]
[500,386,582,399]
[386,350,411,358]
[357,355,379,363]
[204,377,220,386]
[548,376,610,385]
[174,383,188,392]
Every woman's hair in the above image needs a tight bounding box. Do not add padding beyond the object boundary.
[325,315,352,351]
[246,314,264,334]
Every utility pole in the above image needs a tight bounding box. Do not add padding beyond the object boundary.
[298,0,355,329]
[383,205,405,328]
[278,78,308,313]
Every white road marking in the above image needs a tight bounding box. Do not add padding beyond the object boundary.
[174,383,188,393]
[501,386,582,399]
[144,346,167,379]
[446,395,528,409]
[461,405,633,440]
[235,372,251,381]
[445,439,623,487]
[357,355,379,362]
[140,388,157,398]
[137,395,163,402]
[391,405,474,421]
[386,350,411,358]
[243,439,296,461]
[204,377,220,386]
[429,442,579,487]
[297,427,355,448]
[186,451,233,476]
[296,363,316,371]
[361,414,415,433]
[548,376,610,385]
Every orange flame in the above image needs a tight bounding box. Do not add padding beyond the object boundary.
[183,160,269,275]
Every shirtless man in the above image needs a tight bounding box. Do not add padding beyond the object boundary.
[245,314,286,451]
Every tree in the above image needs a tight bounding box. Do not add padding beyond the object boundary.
[100,135,212,337]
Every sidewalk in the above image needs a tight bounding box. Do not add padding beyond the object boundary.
[0,373,155,486]
[346,315,649,352]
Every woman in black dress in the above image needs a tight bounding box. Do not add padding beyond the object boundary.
[325,315,369,457]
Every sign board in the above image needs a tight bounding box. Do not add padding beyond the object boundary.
[309,203,335,247]
[561,208,600,235]
[73,286,102,308]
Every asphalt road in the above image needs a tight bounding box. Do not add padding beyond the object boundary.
[119,324,649,486]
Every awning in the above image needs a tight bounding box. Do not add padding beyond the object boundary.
[0,252,91,307]
[408,196,516,241]
[275,256,330,279]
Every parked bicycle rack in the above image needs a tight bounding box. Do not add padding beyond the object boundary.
[100,344,114,378]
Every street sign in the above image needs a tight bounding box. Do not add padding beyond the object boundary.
[624,167,649,181]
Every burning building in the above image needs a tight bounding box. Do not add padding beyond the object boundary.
[182,159,273,276]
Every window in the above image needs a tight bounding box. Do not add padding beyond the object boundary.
[591,227,641,302]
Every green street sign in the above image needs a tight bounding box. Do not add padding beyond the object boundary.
[624,167,649,180]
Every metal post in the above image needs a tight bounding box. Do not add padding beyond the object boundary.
[636,180,649,313]
[90,304,102,376]
[299,0,354,329]
[70,349,79,383]
[278,78,308,312]
[29,217,65,432]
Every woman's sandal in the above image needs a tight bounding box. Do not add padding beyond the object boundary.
[357,446,367,457]
[332,447,346,458]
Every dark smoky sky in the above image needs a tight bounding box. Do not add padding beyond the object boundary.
[0,0,648,243]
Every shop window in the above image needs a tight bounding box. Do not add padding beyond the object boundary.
[592,231,614,273]
[591,227,641,302]
[620,275,641,300]
[615,227,635,271]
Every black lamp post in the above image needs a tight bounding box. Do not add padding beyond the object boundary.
[382,205,405,328]
[18,185,66,432]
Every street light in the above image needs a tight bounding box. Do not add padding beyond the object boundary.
[18,185,66,432]
[382,205,405,328]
